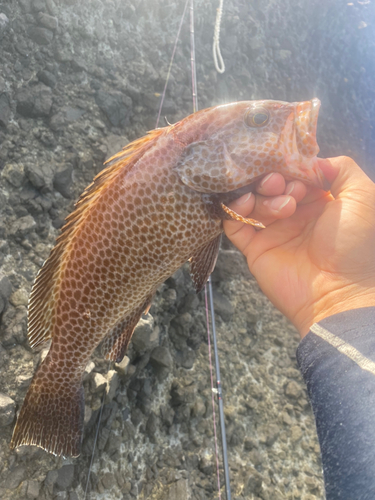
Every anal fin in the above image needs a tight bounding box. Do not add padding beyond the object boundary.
[102,296,153,363]
[189,235,221,293]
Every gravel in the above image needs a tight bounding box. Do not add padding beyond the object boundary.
[0,0,373,498]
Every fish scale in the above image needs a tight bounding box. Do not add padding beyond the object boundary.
[11,99,326,457]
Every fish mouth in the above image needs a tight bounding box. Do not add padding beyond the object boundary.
[281,98,328,190]
[294,98,320,158]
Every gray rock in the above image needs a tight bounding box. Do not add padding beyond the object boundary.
[53,164,73,198]
[0,92,11,127]
[50,106,86,131]
[146,412,159,442]
[191,398,206,418]
[177,292,199,314]
[9,288,29,307]
[163,479,189,500]
[244,468,263,496]
[105,370,119,403]
[285,381,302,400]
[37,69,56,88]
[45,0,58,15]
[16,84,52,118]
[7,215,37,239]
[174,312,192,329]
[16,370,34,389]
[199,449,214,475]
[55,464,75,490]
[25,160,54,191]
[5,465,26,489]
[104,134,129,160]
[290,425,303,443]
[212,291,234,321]
[28,26,53,45]
[175,347,195,369]
[54,46,73,62]
[150,346,173,370]
[31,0,47,12]
[91,372,107,394]
[84,405,92,424]
[100,472,116,490]
[265,423,280,446]
[115,355,130,377]
[0,274,13,302]
[162,288,177,308]
[70,58,88,72]
[131,315,159,352]
[44,470,58,494]
[160,405,174,427]
[54,493,68,500]
[1,163,25,187]
[26,480,40,499]
[37,12,58,30]
[213,249,252,281]
[0,13,9,40]
[83,361,95,380]
[95,90,132,128]
[0,393,15,426]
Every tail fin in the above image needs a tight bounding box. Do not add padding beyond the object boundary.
[10,363,84,458]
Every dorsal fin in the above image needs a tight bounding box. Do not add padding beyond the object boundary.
[28,128,166,349]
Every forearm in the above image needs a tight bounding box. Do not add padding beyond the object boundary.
[297,307,375,499]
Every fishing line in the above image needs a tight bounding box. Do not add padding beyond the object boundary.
[85,2,229,498]
[189,1,231,498]
[206,277,231,500]
[83,366,109,500]
[205,285,222,499]
[189,0,198,113]
[83,2,189,484]
[156,0,190,128]
[213,0,225,74]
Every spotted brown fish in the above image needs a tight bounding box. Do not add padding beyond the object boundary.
[11,99,326,457]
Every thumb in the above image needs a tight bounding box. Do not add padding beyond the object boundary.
[318,156,374,199]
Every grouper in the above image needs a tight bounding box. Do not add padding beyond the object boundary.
[11,98,326,457]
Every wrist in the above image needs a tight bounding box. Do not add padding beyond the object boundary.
[297,285,375,337]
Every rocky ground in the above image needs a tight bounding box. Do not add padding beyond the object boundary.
[0,0,374,499]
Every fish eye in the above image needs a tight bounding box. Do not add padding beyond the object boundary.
[245,108,270,128]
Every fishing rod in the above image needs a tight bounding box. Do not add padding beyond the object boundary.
[85,2,231,498]
[190,1,232,499]
[156,0,231,497]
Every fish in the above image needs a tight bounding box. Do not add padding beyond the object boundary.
[10,98,326,457]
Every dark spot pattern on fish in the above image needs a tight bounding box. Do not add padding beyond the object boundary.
[11,99,324,457]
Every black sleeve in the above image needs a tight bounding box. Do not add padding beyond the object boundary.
[296,307,375,500]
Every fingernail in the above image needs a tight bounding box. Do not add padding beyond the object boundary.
[264,196,291,212]
[234,192,252,206]
[285,182,295,195]
[260,172,275,188]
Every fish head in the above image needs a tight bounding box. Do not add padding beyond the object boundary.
[175,98,327,193]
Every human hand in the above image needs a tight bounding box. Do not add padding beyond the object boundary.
[223,157,375,337]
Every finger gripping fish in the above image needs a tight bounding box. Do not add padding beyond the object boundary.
[11,99,325,457]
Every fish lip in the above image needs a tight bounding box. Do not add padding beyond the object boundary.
[293,98,321,158]
[309,98,321,141]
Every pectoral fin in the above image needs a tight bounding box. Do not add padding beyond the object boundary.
[189,235,221,293]
[221,203,266,229]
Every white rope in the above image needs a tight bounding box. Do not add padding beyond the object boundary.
[213,0,225,74]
